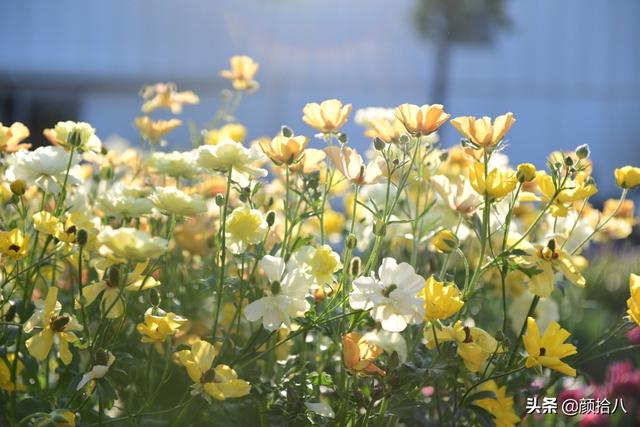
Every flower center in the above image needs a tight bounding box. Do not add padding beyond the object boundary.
[50,315,70,332]
[462,326,473,343]
[200,368,217,384]
[8,244,21,253]
[539,347,546,356]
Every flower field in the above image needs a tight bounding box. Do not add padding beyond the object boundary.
[0,55,639,426]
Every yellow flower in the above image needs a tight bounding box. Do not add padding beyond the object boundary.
[0,353,26,391]
[431,230,459,254]
[469,163,517,199]
[425,321,500,372]
[342,332,385,376]
[419,276,464,320]
[525,238,585,298]
[324,146,385,186]
[0,229,30,260]
[177,339,251,400]
[135,116,182,141]
[204,123,247,145]
[293,245,342,286]
[450,113,516,149]
[523,317,576,376]
[475,380,520,427]
[48,409,77,427]
[56,211,98,246]
[25,287,83,365]
[76,262,161,319]
[220,55,259,91]
[615,166,640,189]
[33,211,61,236]
[627,273,640,325]
[140,82,199,114]
[225,205,268,254]
[259,133,308,166]
[394,103,450,136]
[137,307,186,343]
[303,99,352,133]
[97,227,168,265]
[516,163,536,183]
[0,122,31,152]
[535,171,597,217]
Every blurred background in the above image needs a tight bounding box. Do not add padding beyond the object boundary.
[1,0,639,198]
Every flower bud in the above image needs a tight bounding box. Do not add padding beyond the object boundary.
[373,220,386,236]
[346,233,357,250]
[10,179,26,196]
[350,257,361,277]
[281,126,293,138]
[564,156,574,167]
[432,230,458,253]
[68,129,83,148]
[149,289,161,307]
[615,166,640,190]
[95,348,109,366]
[373,137,386,151]
[270,280,281,295]
[575,144,590,160]
[337,132,348,144]
[215,194,225,207]
[266,210,276,227]
[516,163,536,183]
[107,267,120,288]
[76,229,89,247]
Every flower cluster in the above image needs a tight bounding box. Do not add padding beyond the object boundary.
[0,55,638,426]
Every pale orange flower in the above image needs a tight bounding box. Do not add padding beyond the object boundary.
[450,113,516,148]
[303,99,352,133]
[342,332,385,376]
[394,103,450,136]
[140,82,199,114]
[135,117,182,141]
[220,55,259,91]
[324,146,385,186]
[0,122,31,152]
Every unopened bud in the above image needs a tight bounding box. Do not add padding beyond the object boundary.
[373,137,386,151]
[564,156,574,167]
[76,229,88,246]
[266,211,276,227]
[350,257,361,277]
[432,230,458,254]
[95,348,109,366]
[215,194,225,207]
[337,132,348,144]
[281,126,293,138]
[270,280,281,295]
[107,267,120,288]
[516,163,536,183]
[373,220,386,236]
[68,129,83,148]
[346,233,357,250]
[575,144,590,160]
[399,135,410,145]
[10,180,26,196]
[149,289,161,307]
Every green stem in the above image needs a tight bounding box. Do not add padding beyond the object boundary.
[212,168,233,338]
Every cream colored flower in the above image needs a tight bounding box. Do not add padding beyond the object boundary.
[150,187,207,216]
[225,205,268,254]
[324,146,385,186]
[291,245,342,286]
[141,82,199,114]
[149,150,200,178]
[98,227,168,264]
[4,146,81,194]
[303,99,352,133]
[220,55,259,91]
[52,121,101,152]
[197,139,267,186]
[97,185,154,218]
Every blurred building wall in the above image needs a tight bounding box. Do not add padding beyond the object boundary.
[1,0,639,196]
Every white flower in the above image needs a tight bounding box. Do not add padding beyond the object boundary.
[76,351,116,390]
[349,258,425,332]
[149,150,200,178]
[354,107,395,127]
[304,401,335,419]
[362,330,408,362]
[290,245,342,287]
[4,146,81,194]
[197,139,267,186]
[150,187,207,216]
[431,175,481,217]
[97,184,153,218]
[244,255,310,331]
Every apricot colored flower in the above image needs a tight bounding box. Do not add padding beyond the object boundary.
[523,317,576,376]
[615,166,640,189]
[342,332,385,376]
[135,116,182,141]
[419,276,464,320]
[469,163,517,199]
[303,99,352,133]
[394,103,450,136]
[324,146,385,186]
[450,113,516,148]
[141,82,199,114]
[627,273,640,325]
[177,339,251,400]
[259,133,308,166]
[220,55,259,91]
[0,122,31,152]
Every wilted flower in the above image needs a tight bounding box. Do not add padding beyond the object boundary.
[419,276,464,320]
[523,317,576,376]
[225,205,268,254]
[324,146,385,186]
[349,257,425,332]
[140,82,199,114]
[303,99,352,133]
[150,187,207,216]
[342,332,385,376]
[450,113,516,149]
[394,103,450,136]
[135,116,182,141]
[25,287,83,365]
[220,55,259,91]
[177,339,251,400]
